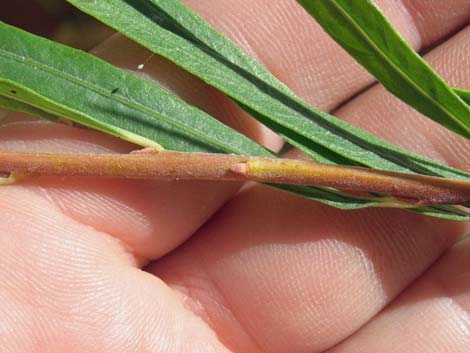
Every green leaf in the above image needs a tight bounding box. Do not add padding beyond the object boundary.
[64,0,470,181]
[296,0,470,138]
[0,21,378,211]
[0,21,272,154]
[454,88,470,105]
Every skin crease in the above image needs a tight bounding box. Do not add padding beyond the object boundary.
[0,1,469,352]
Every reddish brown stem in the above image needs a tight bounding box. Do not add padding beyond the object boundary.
[0,150,470,206]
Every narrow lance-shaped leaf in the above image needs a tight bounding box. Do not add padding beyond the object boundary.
[0,21,378,210]
[296,0,470,137]
[65,0,470,181]
[0,22,267,154]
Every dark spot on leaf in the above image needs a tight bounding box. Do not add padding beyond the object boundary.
[111,88,119,94]
[10,90,17,94]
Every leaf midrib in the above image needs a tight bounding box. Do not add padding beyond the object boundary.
[330,0,469,133]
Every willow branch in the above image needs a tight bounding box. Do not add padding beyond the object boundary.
[0,150,470,206]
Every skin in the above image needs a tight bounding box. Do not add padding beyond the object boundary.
[0,0,469,352]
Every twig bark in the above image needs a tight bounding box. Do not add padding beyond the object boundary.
[0,150,469,206]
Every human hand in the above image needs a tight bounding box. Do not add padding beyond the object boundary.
[0,1,469,352]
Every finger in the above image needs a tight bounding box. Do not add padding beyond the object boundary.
[328,237,470,353]
[149,25,470,353]
[0,186,231,352]
[151,188,468,353]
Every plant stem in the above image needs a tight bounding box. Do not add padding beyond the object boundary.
[0,150,470,206]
